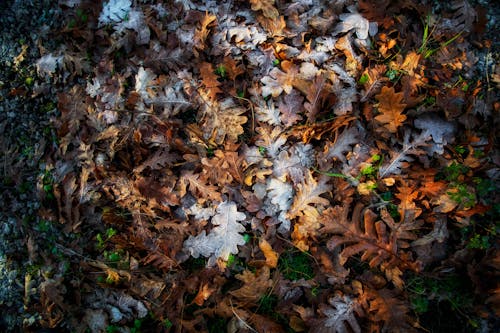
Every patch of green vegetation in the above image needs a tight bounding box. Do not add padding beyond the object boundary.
[37,219,51,233]
[418,14,462,59]
[96,227,117,250]
[258,146,267,156]
[206,147,215,157]
[441,161,469,182]
[461,218,499,251]
[185,257,207,272]
[447,183,476,208]
[42,169,55,201]
[215,65,226,79]
[278,249,314,281]
[407,273,475,319]
[162,318,173,329]
[208,316,227,333]
[105,325,119,333]
[385,68,401,81]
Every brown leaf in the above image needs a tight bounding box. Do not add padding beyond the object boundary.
[230,266,273,305]
[222,56,245,81]
[375,86,407,133]
[250,0,279,19]
[199,62,222,100]
[194,12,217,54]
[180,170,222,203]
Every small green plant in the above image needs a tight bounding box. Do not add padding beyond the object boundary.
[358,73,369,85]
[42,169,55,201]
[407,273,474,319]
[385,68,400,81]
[25,77,34,86]
[258,146,267,156]
[130,318,143,333]
[447,183,476,208]
[215,65,226,78]
[418,14,462,59]
[163,318,173,329]
[37,220,51,232]
[96,227,117,250]
[467,233,491,250]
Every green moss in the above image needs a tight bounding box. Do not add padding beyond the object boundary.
[278,250,314,281]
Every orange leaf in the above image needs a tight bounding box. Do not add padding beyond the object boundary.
[259,239,279,268]
[193,283,216,306]
[395,183,422,219]
[375,86,407,132]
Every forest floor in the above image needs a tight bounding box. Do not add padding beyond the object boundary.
[1,1,499,332]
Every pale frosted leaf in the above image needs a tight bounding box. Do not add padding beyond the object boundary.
[414,114,455,155]
[183,201,246,265]
[334,13,370,39]
[255,99,281,125]
[316,295,362,333]
[379,131,427,177]
[267,178,294,213]
[288,170,331,220]
[320,126,361,164]
[98,0,132,26]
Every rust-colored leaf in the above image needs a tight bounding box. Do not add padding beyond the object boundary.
[375,86,407,133]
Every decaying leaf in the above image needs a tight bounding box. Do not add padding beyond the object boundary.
[230,266,273,305]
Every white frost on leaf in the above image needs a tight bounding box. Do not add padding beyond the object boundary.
[255,99,281,125]
[334,12,376,40]
[183,201,246,266]
[414,114,455,155]
[99,0,150,44]
[379,131,427,177]
[318,295,362,333]
[265,178,294,233]
[98,0,132,26]
[135,67,157,101]
[36,54,63,78]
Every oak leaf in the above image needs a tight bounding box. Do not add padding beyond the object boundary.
[230,266,273,305]
[183,201,247,267]
[287,170,331,220]
[194,12,217,54]
[199,62,222,101]
[180,170,222,203]
[200,98,248,145]
[315,295,363,333]
[250,0,279,19]
[320,203,421,286]
[374,86,407,133]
